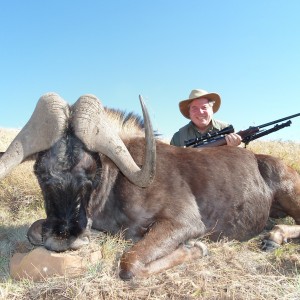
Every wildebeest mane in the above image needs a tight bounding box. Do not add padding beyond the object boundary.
[104,107,145,139]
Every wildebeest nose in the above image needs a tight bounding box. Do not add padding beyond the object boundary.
[27,219,46,246]
[70,236,90,250]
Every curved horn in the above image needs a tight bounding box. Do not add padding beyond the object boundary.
[71,94,156,188]
[0,93,69,180]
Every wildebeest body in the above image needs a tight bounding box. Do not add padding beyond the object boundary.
[91,140,274,243]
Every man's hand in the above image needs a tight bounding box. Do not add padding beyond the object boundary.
[225,133,242,147]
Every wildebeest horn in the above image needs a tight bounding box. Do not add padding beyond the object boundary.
[0,93,69,180]
[71,94,156,187]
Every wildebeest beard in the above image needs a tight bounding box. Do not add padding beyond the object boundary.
[34,131,101,246]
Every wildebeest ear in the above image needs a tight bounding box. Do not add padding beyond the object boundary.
[0,93,70,181]
[27,219,46,246]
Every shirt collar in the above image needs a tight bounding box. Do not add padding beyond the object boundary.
[190,119,219,134]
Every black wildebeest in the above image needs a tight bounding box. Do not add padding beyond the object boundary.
[1,93,300,280]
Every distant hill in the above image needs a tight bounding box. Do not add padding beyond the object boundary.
[0,128,19,152]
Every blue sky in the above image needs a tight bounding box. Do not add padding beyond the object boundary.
[1,1,300,142]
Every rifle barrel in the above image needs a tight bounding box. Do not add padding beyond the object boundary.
[258,112,300,129]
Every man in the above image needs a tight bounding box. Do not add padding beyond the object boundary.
[170,89,242,147]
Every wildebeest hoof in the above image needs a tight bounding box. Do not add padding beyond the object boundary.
[261,239,280,252]
[184,239,209,256]
[119,269,135,281]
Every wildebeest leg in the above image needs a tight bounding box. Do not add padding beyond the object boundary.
[119,219,206,280]
[277,169,300,225]
[262,224,300,251]
[265,167,300,250]
[257,154,300,218]
[258,155,300,250]
[122,239,207,279]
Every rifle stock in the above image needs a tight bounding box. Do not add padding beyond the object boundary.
[237,127,259,144]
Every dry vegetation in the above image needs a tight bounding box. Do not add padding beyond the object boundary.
[0,129,300,300]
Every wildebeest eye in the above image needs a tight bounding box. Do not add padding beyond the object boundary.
[75,180,93,203]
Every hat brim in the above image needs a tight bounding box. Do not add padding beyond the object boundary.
[179,93,221,119]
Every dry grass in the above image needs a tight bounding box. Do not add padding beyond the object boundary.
[248,140,300,173]
[1,129,300,299]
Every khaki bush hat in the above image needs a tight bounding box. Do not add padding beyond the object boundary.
[179,89,221,119]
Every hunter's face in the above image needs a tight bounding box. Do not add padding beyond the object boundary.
[189,98,214,131]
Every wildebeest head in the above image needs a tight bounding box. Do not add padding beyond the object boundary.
[28,134,101,251]
[0,93,156,252]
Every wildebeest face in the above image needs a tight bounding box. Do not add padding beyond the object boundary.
[27,136,100,252]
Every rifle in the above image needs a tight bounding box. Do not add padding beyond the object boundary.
[185,112,300,148]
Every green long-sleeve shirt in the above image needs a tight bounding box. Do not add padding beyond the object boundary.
[170,119,230,147]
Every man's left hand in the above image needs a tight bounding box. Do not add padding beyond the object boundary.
[225,133,242,147]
